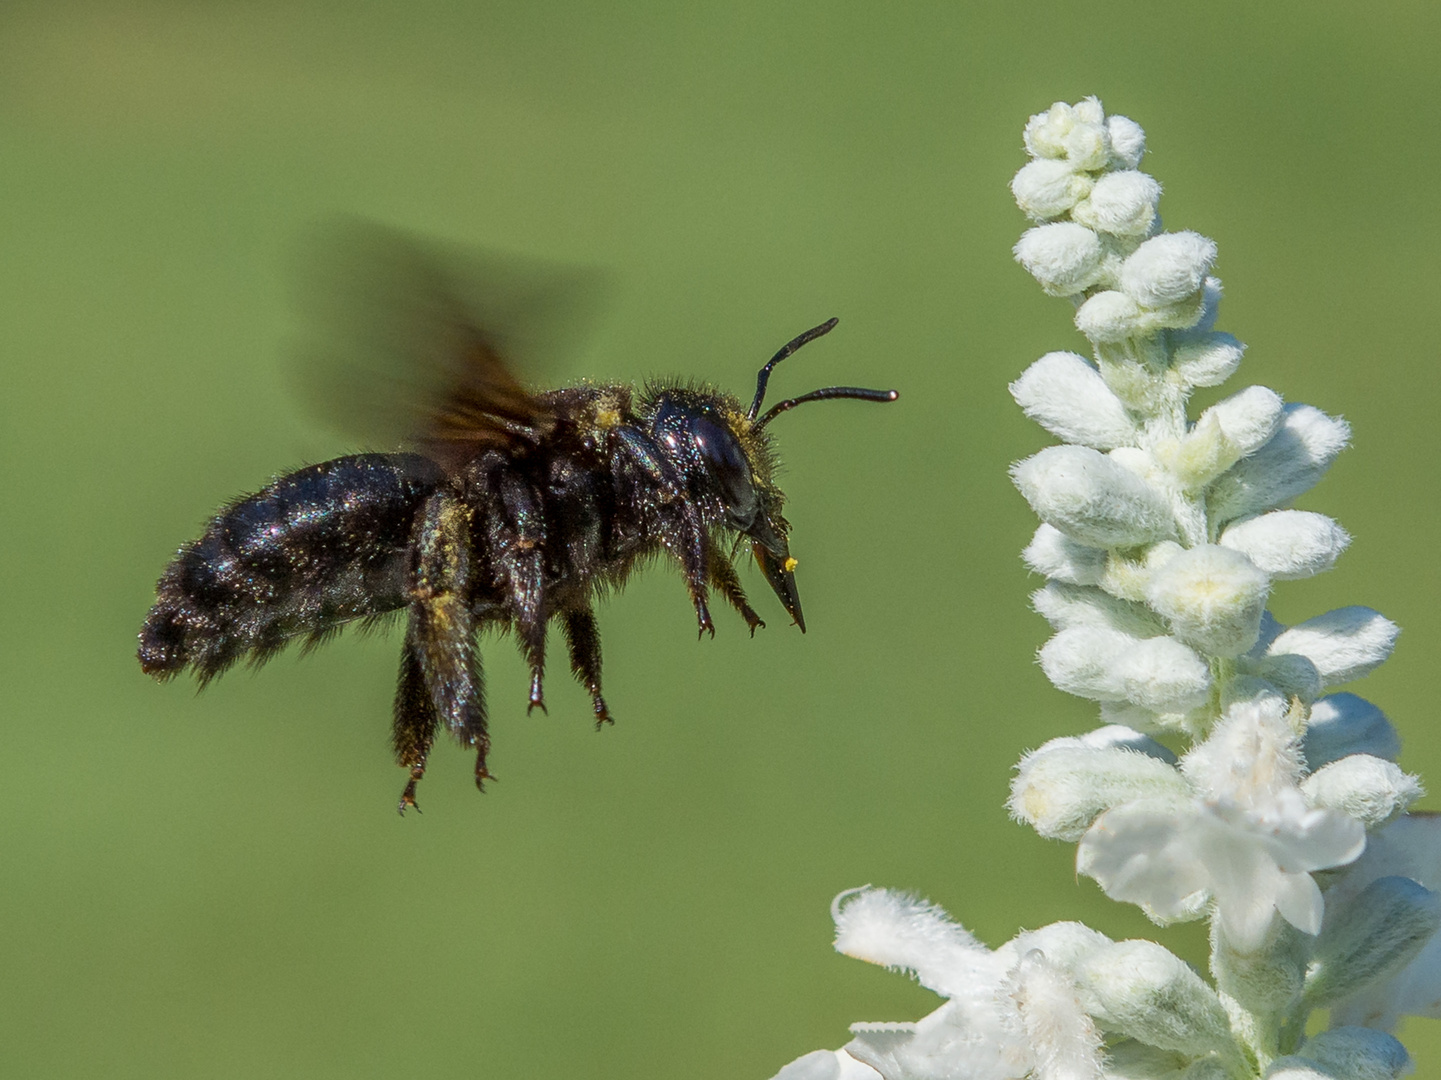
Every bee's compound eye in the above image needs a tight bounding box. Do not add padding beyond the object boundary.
[689,416,756,518]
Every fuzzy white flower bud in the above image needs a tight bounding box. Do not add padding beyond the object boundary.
[1096,540,1183,602]
[1119,232,1217,307]
[1237,650,1324,705]
[1071,171,1161,237]
[1015,223,1107,297]
[1302,755,1422,827]
[1302,693,1401,770]
[1010,744,1189,841]
[1144,545,1270,658]
[1268,607,1399,689]
[1210,913,1309,1016]
[1012,158,1094,220]
[1295,1028,1411,1080]
[1304,876,1441,1009]
[1024,102,1079,160]
[1035,724,1178,762]
[1010,352,1137,449]
[1039,626,1211,712]
[1033,582,1166,637]
[1171,331,1245,389]
[1167,385,1283,490]
[1063,112,1111,171]
[1074,287,1207,343]
[1220,511,1351,580]
[1074,290,1145,342]
[1208,403,1351,524]
[1105,115,1146,169]
[1013,445,1175,548]
[1023,524,1107,586]
[1074,940,1235,1059]
[1012,921,1115,971]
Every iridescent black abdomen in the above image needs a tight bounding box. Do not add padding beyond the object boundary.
[139,453,444,681]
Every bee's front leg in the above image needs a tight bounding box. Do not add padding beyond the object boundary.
[611,425,714,637]
[707,541,764,635]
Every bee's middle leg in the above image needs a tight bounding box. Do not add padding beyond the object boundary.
[562,606,611,727]
[504,547,548,715]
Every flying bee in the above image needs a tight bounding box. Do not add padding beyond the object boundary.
[137,227,898,812]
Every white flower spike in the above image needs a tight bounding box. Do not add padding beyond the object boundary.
[769,98,1432,1080]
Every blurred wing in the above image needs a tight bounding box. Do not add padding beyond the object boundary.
[290,219,608,467]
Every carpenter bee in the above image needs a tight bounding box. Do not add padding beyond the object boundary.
[138,229,898,812]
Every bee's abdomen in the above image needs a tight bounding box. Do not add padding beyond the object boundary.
[139,453,444,681]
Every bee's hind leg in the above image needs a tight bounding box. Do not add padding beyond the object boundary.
[562,607,611,727]
[408,492,492,796]
[393,639,438,814]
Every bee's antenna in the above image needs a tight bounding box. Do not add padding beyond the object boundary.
[755,385,898,430]
[747,317,840,421]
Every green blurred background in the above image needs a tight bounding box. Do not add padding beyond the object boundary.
[3,2,1440,1076]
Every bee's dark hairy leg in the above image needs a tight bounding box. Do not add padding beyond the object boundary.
[612,424,713,636]
[707,541,764,635]
[561,607,611,727]
[393,639,439,815]
[496,475,549,716]
[409,492,492,790]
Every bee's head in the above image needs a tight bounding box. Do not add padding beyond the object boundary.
[643,318,896,633]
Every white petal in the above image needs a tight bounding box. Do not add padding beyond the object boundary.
[1010,352,1136,449]
[1220,511,1350,580]
[1270,871,1325,937]
[831,888,992,1000]
[1012,445,1175,548]
[1077,799,1212,917]
[1268,607,1399,688]
[770,1050,884,1080]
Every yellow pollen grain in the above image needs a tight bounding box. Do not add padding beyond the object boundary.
[783,557,798,573]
